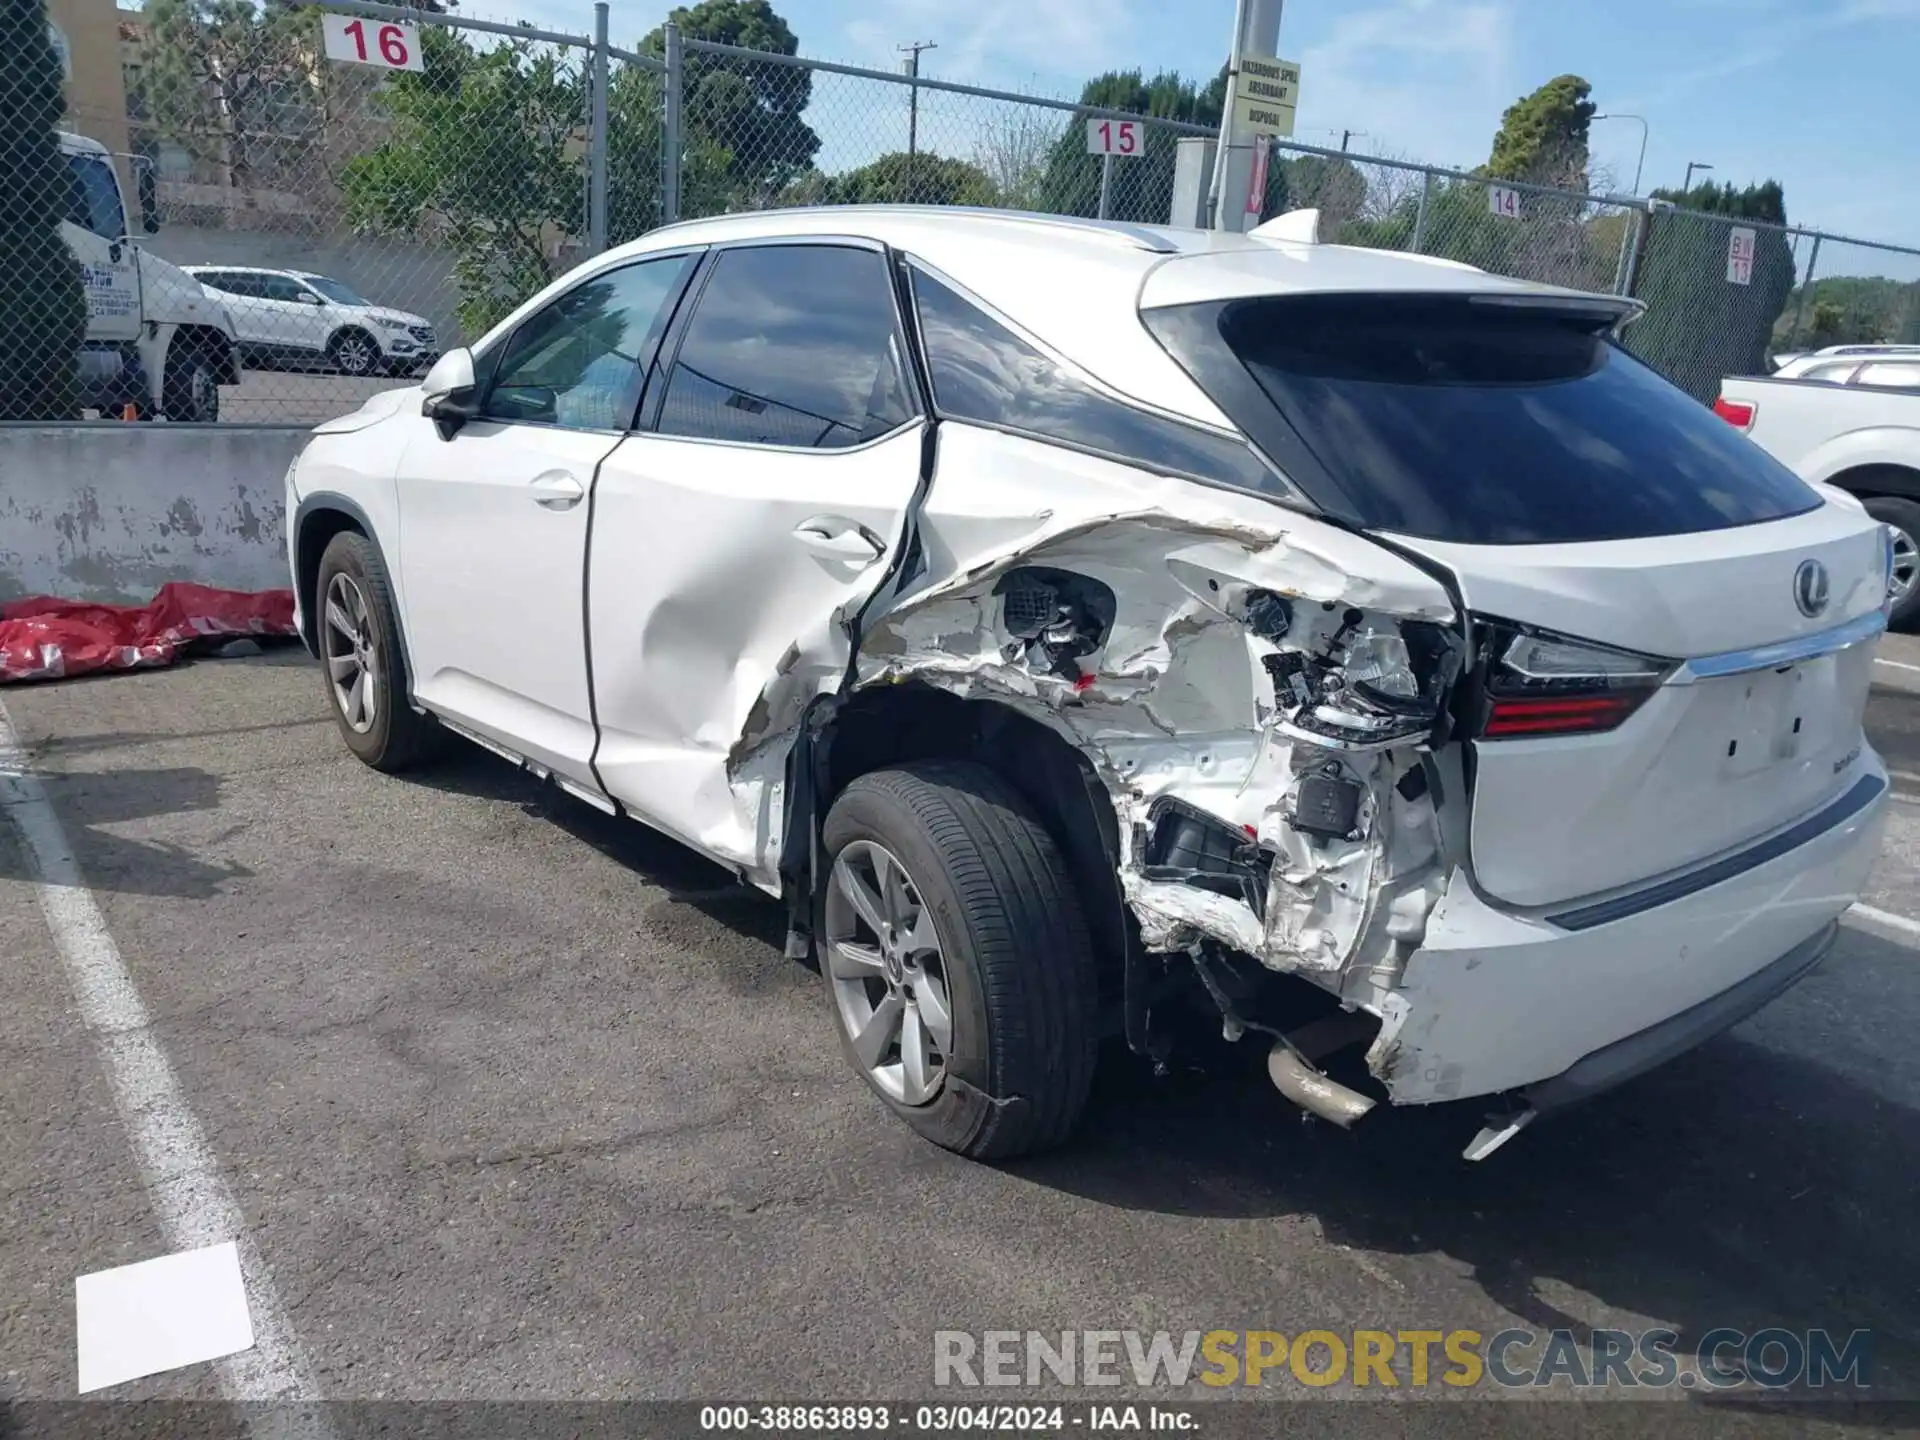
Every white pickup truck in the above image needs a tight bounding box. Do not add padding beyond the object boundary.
[60,130,242,421]
[1717,368,1920,626]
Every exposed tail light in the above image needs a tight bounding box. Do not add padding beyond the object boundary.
[1712,395,1756,431]
[1476,621,1676,740]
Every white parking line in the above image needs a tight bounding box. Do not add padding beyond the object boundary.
[0,700,331,1429]
[1875,656,1920,675]
[1849,902,1920,939]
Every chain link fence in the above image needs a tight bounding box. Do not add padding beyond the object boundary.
[8,0,1918,425]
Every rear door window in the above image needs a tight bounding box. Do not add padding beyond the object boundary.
[1146,294,1823,544]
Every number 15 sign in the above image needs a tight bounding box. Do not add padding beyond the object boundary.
[1086,119,1142,156]
[321,12,424,72]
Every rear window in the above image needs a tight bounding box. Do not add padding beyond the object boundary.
[1146,294,1822,544]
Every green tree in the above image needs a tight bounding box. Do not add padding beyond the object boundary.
[816,150,998,207]
[340,28,585,337]
[0,0,88,419]
[1275,153,1368,232]
[1775,275,1920,349]
[606,61,733,242]
[1037,68,1231,224]
[1485,73,1594,188]
[135,0,315,189]
[638,0,819,212]
[1622,179,1794,402]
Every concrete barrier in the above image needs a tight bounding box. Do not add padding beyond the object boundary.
[0,426,300,603]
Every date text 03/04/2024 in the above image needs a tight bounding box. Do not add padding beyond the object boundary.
[698,1405,1196,1432]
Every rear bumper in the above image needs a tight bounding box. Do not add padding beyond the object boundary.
[1371,760,1889,1105]
[1523,920,1836,1112]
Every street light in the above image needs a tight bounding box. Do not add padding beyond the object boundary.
[1593,112,1647,194]
[1683,160,1714,193]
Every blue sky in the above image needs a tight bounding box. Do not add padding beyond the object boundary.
[500,0,1917,272]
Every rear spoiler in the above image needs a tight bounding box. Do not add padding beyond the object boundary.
[1246,210,1647,334]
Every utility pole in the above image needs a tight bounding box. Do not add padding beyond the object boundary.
[899,40,936,205]
[1593,112,1648,195]
[1340,128,1369,152]
[1206,0,1283,231]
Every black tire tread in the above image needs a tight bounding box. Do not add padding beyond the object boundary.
[161,345,215,423]
[316,530,443,772]
[829,759,1099,1159]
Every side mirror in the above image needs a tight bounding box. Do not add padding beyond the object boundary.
[420,347,480,439]
[299,292,326,306]
[138,165,159,234]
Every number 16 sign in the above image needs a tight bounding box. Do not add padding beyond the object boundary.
[321,12,424,72]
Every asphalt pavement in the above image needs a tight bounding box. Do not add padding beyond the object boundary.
[217,371,406,426]
[3,636,1920,1432]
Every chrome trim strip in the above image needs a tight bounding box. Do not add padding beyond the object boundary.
[1668,608,1886,685]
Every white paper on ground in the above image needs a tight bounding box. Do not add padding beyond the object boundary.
[75,1240,256,1393]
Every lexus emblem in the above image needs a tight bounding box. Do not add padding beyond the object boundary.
[1793,558,1831,618]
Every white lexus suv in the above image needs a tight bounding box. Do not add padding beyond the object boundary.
[285,206,1892,1163]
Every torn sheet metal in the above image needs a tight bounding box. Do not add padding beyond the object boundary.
[841,507,1462,997]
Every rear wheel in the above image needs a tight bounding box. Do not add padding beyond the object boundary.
[820,761,1099,1160]
[1863,495,1920,630]
[161,348,219,423]
[315,531,443,771]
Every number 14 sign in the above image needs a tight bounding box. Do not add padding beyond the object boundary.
[321,11,424,72]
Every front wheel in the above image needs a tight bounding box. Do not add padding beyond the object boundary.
[820,761,1099,1160]
[314,531,443,771]
[1864,495,1920,630]
[328,328,381,377]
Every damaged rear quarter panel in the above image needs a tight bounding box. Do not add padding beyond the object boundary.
[847,423,1462,995]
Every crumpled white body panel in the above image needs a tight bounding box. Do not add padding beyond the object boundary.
[724,423,1463,1047]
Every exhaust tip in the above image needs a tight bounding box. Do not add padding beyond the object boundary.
[1267,1043,1377,1128]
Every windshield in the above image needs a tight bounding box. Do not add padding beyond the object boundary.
[1147,294,1823,545]
[304,276,371,306]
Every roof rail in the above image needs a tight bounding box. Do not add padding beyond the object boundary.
[650,204,1183,254]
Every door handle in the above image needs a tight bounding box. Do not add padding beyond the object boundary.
[792,516,884,563]
[529,471,585,509]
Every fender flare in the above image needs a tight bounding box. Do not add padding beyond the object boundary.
[291,491,419,695]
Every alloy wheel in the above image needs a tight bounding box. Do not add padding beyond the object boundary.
[1892,526,1918,608]
[189,364,218,421]
[825,840,953,1107]
[335,335,377,376]
[322,572,379,734]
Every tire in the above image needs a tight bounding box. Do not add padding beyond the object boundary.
[314,531,443,771]
[161,346,219,423]
[819,760,1099,1160]
[1863,496,1920,631]
[329,328,381,377]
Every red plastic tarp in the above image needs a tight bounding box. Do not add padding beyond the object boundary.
[0,583,297,684]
